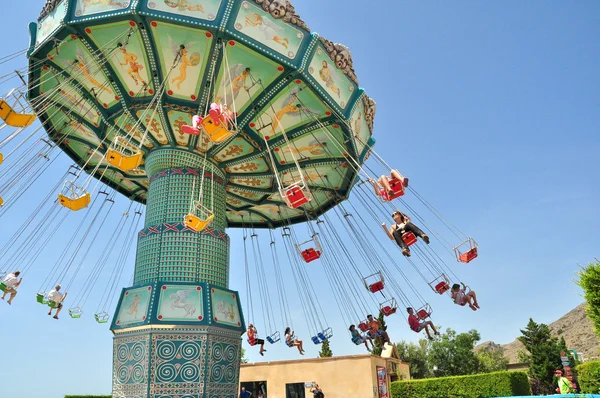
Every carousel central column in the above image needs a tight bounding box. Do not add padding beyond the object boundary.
[110,148,245,398]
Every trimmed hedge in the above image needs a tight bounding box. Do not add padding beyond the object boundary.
[64,396,111,398]
[391,371,531,398]
[576,360,600,394]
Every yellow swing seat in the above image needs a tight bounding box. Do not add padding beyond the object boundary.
[58,191,91,211]
[0,99,36,128]
[106,148,143,171]
[202,116,234,143]
[0,197,3,207]
[184,213,215,232]
[0,152,3,165]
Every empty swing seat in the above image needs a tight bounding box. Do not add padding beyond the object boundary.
[36,293,48,305]
[58,192,91,211]
[94,312,109,323]
[311,336,321,345]
[321,327,333,340]
[381,176,406,201]
[106,149,143,171]
[435,281,450,294]
[184,213,214,232]
[301,248,321,263]
[358,322,369,332]
[266,331,280,344]
[68,307,83,319]
[284,185,311,209]
[369,281,384,293]
[0,152,3,165]
[459,247,478,263]
[382,305,397,316]
[402,231,417,246]
[202,115,234,143]
[0,99,36,128]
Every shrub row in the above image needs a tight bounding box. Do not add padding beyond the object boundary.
[576,360,600,394]
[391,371,531,398]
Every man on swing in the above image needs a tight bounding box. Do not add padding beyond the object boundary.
[382,210,430,257]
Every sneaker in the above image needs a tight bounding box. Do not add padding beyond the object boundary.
[422,235,430,244]
[402,177,409,187]
[428,336,434,341]
[402,249,411,257]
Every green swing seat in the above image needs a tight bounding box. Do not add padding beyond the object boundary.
[94,312,109,324]
[0,282,6,293]
[68,307,82,319]
[36,293,48,305]
[48,300,59,309]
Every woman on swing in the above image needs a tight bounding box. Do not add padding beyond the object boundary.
[247,323,266,356]
[451,283,480,311]
[369,170,408,201]
[382,210,430,257]
[284,327,305,355]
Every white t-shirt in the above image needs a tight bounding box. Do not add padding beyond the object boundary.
[47,289,63,303]
[3,273,18,288]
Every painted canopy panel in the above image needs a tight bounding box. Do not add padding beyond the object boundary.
[28,0,376,228]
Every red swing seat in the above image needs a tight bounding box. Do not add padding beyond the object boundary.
[434,281,450,295]
[382,306,397,316]
[369,281,384,293]
[416,304,432,320]
[459,247,478,263]
[284,185,311,208]
[301,248,321,263]
[181,124,201,135]
[358,322,369,332]
[381,176,406,201]
[402,231,417,246]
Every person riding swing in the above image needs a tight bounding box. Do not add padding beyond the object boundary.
[382,210,430,257]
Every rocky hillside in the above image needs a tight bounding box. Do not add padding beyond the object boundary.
[476,303,599,363]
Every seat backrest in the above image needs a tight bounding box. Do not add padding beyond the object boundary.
[417,309,429,320]
[358,322,368,332]
[317,332,327,342]
[435,281,449,294]
[311,336,321,345]
[382,306,392,316]
[459,247,478,263]
[369,281,384,293]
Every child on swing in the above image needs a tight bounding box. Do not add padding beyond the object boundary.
[369,170,408,201]
[451,282,480,311]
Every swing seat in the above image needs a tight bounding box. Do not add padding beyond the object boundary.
[36,293,48,305]
[459,247,478,263]
[369,281,384,293]
[352,336,363,345]
[106,149,143,171]
[48,300,60,309]
[434,281,450,295]
[68,307,83,319]
[0,282,6,292]
[311,336,321,345]
[402,231,417,246]
[181,124,201,136]
[247,337,257,346]
[58,192,91,211]
[266,331,280,344]
[317,332,327,342]
[301,248,321,263]
[184,213,214,232]
[286,338,296,347]
[202,115,234,143]
[381,176,406,201]
[382,305,397,316]
[320,327,333,340]
[94,312,109,323]
[358,322,369,332]
[0,197,3,207]
[416,304,432,320]
[0,152,3,165]
[284,185,312,209]
[0,99,36,128]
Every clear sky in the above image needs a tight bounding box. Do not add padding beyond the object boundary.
[1,1,599,397]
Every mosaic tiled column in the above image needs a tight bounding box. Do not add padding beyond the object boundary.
[110,148,245,398]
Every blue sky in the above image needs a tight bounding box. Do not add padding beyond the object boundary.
[1,1,599,397]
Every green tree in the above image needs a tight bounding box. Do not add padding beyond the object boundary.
[576,260,600,339]
[372,311,388,356]
[477,344,509,373]
[517,318,563,395]
[319,339,333,357]
[396,339,432,379]
[427,328,481,377]
[241,348,249,363]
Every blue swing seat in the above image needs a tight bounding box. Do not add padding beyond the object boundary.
[311,336,321,345]
[266,331,280,344]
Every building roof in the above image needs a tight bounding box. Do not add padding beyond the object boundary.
[241,353,407,367]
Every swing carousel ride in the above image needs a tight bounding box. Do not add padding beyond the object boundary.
[0,0,480,397]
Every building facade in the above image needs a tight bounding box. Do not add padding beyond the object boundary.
[240,351,410,398]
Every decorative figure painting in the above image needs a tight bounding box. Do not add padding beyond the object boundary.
[269,86,320,135]
[210,288,241,327]
[234,1,304,59]
[147,0,223,21]
[157,285,204,321]
[319,61,340,98]
[168,35,199,90]
[308,47,354,108]
[119,47,146,87]
[75,0,129,17]
[115,286,152,326]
